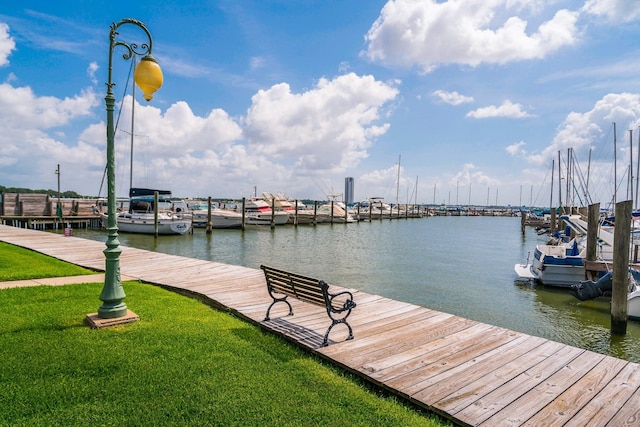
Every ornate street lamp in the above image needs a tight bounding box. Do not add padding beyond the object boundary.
[97,19,163,320]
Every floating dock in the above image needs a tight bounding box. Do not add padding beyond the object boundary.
[1,225,638,426]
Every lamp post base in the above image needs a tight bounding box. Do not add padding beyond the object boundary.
[86,310,139,329]
[98,302,128,319]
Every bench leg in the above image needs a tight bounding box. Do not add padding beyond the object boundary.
[322,320,354,347]
[264,298,293,321]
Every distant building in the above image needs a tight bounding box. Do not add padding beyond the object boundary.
[345,177,354,204]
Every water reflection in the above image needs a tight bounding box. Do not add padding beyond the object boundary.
[70,216,640,362]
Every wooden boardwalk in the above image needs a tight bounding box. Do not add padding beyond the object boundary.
[2,225,639,426]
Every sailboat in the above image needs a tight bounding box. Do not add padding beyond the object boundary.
[112,188,191,235]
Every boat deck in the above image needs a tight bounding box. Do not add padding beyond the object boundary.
[1,225,639,426]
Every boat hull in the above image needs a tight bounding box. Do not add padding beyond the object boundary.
[245,212,290,226]
[103,213,192,235]
[629,289,640,320]
[192,210,243,229]
[514,244,585,287]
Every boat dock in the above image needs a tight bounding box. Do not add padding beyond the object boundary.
[1,225,639,426]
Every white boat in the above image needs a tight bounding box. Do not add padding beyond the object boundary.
[105,188,192,235]
[190,202,244,229]
[244,198,290,225]
[515,214,617,287]
[629,286,640,320]
[514,240,586,287]
[260,192,318,224]
[317,200,357,223]
[359,197,393,219]
[514,215,589,287]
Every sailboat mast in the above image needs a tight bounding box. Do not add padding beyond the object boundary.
[636,127,640,210]
[557,151,562,211]
[614,122,617,206]
[396,154,401,207]
[630,129,634,205]
[550,159,554,211]
[587,148,591,200]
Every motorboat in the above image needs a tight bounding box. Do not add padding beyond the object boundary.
[190,202,244,229]
[244,198,290,226]
[514,215,590,287]
[259,192,318,224]
[104,188,192,235]
[358,197,392,219]
[317,200,357,223]
[514,239,586,287]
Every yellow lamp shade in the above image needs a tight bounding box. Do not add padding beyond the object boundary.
[134,54,163,101]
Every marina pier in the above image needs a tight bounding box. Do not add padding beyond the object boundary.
[1,224,639,426]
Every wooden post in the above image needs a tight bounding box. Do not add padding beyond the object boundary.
[520,210,526,235]
[270,197,275,229]
[154,191,159,238]
[294,200,298,227]
[612,200,632,335]
[330,200,334,223]
[205,196,212,234]
[313,201,317,225]
[241,198,246,231]
[550,208,556,234]
[586,203,599,280]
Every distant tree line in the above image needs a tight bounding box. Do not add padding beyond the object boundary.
[0,185,86,198]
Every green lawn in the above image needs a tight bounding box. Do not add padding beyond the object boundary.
[0,242,95,280]
[0,243,451,426]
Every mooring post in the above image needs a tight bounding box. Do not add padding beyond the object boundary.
[520,210,526,235]
[206,196,212,234]
[241,198,246,231]
[586,203,600,280]
[154,191,159,238]
[270,197,276,229]
[612,199,632,335]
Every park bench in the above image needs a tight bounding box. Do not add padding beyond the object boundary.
[260,265,356,347]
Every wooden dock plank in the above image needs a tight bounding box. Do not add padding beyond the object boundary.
[436,337,562,415]
[456,345,585,425]
[1,224,639,427]
[562,362,640,427]
[479,350,606,426]
[522,356,629,427]
[388,328,524,396]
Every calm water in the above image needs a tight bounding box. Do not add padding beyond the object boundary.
[71,216,640,363]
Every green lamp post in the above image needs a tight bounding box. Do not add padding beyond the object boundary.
[98,18,163,319]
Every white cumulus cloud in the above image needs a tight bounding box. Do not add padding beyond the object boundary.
[362,0,579,72]
[466,100,533,119]
[432,90,474,105]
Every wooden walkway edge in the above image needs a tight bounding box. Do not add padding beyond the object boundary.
[1,225,639,426]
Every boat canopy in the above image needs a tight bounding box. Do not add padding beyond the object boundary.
[129,188,172,197]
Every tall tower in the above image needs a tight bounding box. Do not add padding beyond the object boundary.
[345,177,354,204]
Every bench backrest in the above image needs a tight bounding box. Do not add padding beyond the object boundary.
[261,265,328,307]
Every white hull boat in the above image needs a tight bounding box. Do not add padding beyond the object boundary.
[104,188,192,235]
[514,241,586,287]
[191,207,244,229]
[244,198,290,225]
[114,211,191,235]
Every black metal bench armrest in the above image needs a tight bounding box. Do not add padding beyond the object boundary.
[326,289,356,313]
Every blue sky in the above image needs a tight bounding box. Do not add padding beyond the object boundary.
[1,1,640,207]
